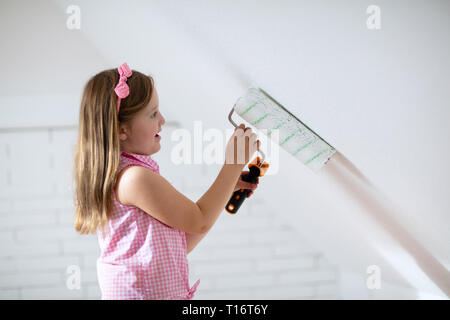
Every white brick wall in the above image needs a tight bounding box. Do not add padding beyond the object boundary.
[0,126,340,299]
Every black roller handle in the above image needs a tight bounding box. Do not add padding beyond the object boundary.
[225,156,269,214]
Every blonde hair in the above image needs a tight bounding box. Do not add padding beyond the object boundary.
[73,68,155,234]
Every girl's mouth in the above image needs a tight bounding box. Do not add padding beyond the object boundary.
[155,133,161,139]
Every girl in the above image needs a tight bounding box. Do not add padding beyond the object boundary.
[73,62,261,300]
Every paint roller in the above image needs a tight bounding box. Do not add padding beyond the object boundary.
[225,86,337,214]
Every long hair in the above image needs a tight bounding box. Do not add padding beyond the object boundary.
[73,67,154,234]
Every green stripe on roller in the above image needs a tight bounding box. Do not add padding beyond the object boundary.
[305,149,326,165]
[293,139,314,155]
[240,101,258,116]
[268,122,283,136]
[252,113,269,125]
[280,132,296,146]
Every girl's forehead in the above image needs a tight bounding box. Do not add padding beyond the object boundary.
[153,87,159,101]
[148,90,159,108]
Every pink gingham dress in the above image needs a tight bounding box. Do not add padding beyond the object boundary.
[96,151,200,300]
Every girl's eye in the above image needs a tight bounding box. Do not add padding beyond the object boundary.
[151,111,158,118]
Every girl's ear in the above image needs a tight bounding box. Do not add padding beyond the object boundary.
[118,123,130,141]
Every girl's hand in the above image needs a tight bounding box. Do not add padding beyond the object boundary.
[233,170,259,198]
[225,123,260,167]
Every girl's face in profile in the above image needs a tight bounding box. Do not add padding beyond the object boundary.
[119,88,166,156]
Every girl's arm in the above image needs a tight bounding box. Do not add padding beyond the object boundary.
[185,230,208,254]
[186,171,259,254]
[185,163,243,253]
[185,124,259,252]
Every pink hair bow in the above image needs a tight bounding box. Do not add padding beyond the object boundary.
[114,62,132,112]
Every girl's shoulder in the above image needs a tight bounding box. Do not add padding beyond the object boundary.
[114,165,135,206]
[115,152,158,206]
